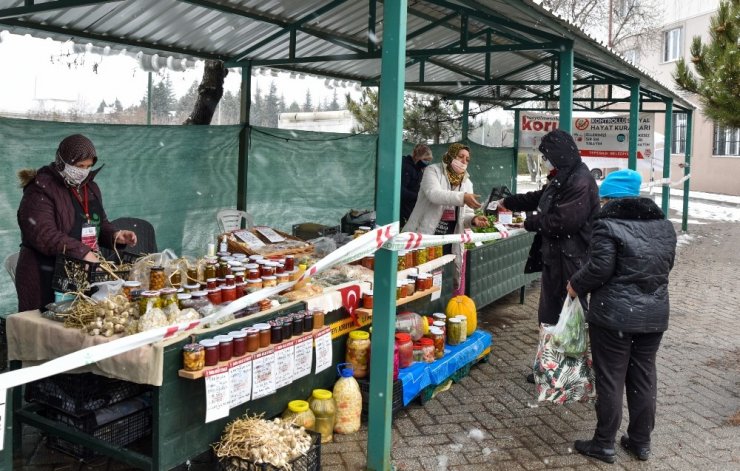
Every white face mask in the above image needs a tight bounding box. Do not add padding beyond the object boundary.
[61,163,90,186]
[543,159,555,171]
[450,159,468,174]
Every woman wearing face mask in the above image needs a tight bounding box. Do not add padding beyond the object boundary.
[402,143,489,289]
[15,134,137,311]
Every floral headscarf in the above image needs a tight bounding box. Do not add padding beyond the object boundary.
[442,143,470,187]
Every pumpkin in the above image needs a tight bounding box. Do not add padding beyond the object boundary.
[445,295,477,335]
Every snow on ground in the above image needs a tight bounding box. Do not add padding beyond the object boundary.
[668,198,740,222]
[676,233,695,247]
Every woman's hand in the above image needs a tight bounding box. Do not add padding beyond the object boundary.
[115,230,138,246]
[463,193,482,209]
[83,251,100,263]
[472,215,489,228]
[566,281,577,299]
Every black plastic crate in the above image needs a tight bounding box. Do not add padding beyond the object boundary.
[25,373,149,417]
[51,254,129,293]
[42,399,152,460]
[218,429,321,471]
[357,377,404,419]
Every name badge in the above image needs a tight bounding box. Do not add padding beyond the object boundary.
[441,208,456,221]
[81,223,99,251]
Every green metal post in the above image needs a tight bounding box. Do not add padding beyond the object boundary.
[462,99,469,140]
[682,111,693,232]
[662,99,673,217]
[237,63,252,212]
[146,71,152,125]
[366,0,406,469]
[628,79,640,170]
[558,41,573,132]
[512,109,520,193]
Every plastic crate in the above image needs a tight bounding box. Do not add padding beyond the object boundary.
[51,254,129,293]
[218,429,321,471]
[25,373,149,417]
[357,377,404,419]
[42,398,152,460]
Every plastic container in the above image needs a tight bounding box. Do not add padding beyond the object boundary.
[281,400,316,430]
[395,311,429,341]
[395,333,413,369]
[308,389,336,443]
[346,330,371,378]
[333,363,362,434]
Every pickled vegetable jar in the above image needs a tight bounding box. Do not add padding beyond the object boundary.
[149,266,166,291]
[309,389,336,443]
[282,400,316,430]
[446,317,464,346]
[395,333,413,369]
[182,343,204,371]
[429,326,445,359]
[160,287,178,308]
[138,290,161,315]
[420,337,435,363]
[346,330,371,378]
[333,364,362,434]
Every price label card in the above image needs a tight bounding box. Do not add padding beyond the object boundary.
[431,269,443,301]
[233,230,265,247]
[254,226,286,243]
[293,335,314,381]
[204,367,231,423]
[314,326,333,373]
[251,349,276,400]
[229,355,253,408]
[0,388,6,451]
[274,340,295,390]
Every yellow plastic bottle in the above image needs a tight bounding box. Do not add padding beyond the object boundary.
[332,363,362,435]
[281,400,315,430]
[308,389,336,443]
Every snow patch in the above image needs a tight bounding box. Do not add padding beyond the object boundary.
[436,454,449,470]
[676,234,694,247]
[467,428,485,441]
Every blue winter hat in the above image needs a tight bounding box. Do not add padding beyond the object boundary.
[599,169,642,198]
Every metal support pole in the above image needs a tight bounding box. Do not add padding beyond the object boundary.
[237,63,252,212]
[512,109,520,193]
[366,1,406,469]
[682,111,693,232]
[628,79,640,170]
[147,71,152,125]
[462,99,469,140]
[558,41,574,132]
[662,99,673,217]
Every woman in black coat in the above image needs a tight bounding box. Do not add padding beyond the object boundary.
[500,129,600,326]
[567,169,677,464]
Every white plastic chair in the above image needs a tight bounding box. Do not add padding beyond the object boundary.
[4,251,19,284]
[217,209,254,233]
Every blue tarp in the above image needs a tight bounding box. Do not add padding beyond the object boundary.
[398,329,492,405]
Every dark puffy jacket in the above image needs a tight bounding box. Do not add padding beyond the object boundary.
[503,130,600,324]
[400,154,425,224]
[16,165,118,311]
[569,197,677,333]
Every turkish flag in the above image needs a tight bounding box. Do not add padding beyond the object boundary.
[338,284,362,326]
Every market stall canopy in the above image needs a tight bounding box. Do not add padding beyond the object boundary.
[0,0,693,112]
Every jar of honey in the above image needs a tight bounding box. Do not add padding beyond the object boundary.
[149,266,166,291]
[245,328,259,352]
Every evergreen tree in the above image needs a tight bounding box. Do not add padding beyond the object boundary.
[674,0,739,127]
[150,75,176,123]
[113,98,123,112]
[346,88,379,134]
[279,94,287,114]
[302,89,313,112]
[287,100,301,112]
[328,89,341,111]
[264,81,280,127]
[176,81,200,123]
[96,100,107,113]
[251,84,264,125]
[221,90,241,124]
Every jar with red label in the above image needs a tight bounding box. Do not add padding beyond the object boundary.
[206,278,218,290]
[395,333,413,369]
[260,263,275,278]
[275,263,285,275]
[235,283,246,298]
[222,285,237,303]
[199,339,219,366]
[214,334,233,362]
[229,330,247,357]
[247,268,260,280]
[207,287,222,305]
[284,255,295,272]
[362,290,373,309]
[233,271,245,284]
[224,274,235,287]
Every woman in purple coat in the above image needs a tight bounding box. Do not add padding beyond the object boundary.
[15,134,137,311]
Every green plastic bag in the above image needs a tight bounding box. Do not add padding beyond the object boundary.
[544,296,587,357]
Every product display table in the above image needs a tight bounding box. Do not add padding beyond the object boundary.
[397,330,492,405]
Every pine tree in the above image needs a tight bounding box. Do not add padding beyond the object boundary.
[96,100,107,113]
[251,84,264,125]
[288,100,301,112]
[264,81,280,127]
[302,89,313,112]
[150,75,176,123]
[673,0,740,128]
[328,89,341,111]
[113,98,123,112]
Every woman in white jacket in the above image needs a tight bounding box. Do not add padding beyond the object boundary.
[403,143,489,289]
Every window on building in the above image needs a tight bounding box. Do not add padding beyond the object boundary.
[713,124,740,157]
[671,113,687,154]
[663,27,682,62]
[622,48,639,64]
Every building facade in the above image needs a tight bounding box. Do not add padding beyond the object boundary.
[618,0,739,195]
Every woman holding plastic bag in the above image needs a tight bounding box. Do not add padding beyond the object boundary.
[565,170,676,464]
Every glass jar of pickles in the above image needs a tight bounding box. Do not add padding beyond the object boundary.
[446,317,464,346]
[160,287,178,309]
[455,315,468,343]
[170,269,182,288]
[122,280,141,301]
[149,266,166,291]
[346,330,371,378]
[308,389,336,444]
[397,251,407,271]
[204,259,218,280]
[429,326,445,359]
[182,343,205,371]
[138,290,161,314]
[416,247,428,265]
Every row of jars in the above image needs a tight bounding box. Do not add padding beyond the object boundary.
[181,309,326,371]
[361,274,434,309]
[357,245,444,272]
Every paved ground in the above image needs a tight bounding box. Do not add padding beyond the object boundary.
[11,214,740,470]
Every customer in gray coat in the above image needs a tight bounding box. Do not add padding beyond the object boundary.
[567,169,677,464]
